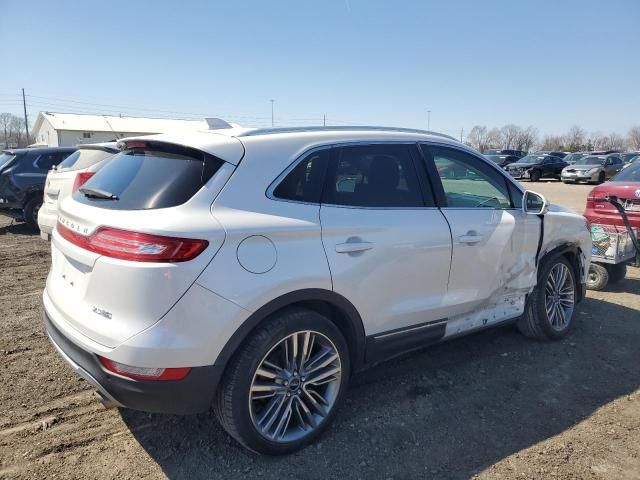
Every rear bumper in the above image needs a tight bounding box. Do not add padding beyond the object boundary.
[43,310,223,414]
[38,207,56,237]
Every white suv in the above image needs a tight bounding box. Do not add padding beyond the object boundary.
[43,126,591,454]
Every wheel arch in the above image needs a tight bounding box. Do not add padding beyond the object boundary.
[214,289,367,373]
[538,243,586,302]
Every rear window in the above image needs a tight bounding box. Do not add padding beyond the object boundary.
[73,145,223,210]
[57,149,116,171]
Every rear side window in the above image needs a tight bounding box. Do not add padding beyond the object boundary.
[273,149,329,203]
[35,152,71,170]
[322,144,425,208]
[74,145,223,210]
[58,149,115,171]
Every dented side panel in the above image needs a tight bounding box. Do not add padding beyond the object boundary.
[441,204,591,339]
[438,208,540,324]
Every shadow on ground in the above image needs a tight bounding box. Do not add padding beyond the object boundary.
[0,220,36,236]
[121,290,640,480]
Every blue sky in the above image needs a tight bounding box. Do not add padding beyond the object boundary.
[1,0,638,138]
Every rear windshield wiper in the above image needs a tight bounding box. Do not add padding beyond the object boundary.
[79,187,119,200]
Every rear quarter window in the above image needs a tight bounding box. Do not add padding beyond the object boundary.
[73,145,223,210]
[58,149,115,171]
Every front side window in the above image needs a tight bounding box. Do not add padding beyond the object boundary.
[322,144,425,208]
[272,149,329,203]
[427,146,512,209]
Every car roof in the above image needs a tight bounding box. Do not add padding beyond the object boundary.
[121,126,463,165]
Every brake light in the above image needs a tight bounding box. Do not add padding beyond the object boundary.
[72,172,95,193]
[56,222,208,262]
[586,189,609,209]
[98,356,191,381]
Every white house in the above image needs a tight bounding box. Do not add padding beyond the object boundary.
[31,112,209,147]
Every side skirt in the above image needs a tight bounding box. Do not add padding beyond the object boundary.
[365,319,446,363]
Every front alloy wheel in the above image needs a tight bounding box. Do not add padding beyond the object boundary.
[249,331,342,442]
[544,263,575,331]
[518,255,577,340]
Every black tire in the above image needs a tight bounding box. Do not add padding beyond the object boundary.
[214,308,350,455]
[597,172,605,184]
[607,263,627,284]
[517,255,577,341]
[586,263,608,291]
[530,170,541,182]
[22,196,42,231]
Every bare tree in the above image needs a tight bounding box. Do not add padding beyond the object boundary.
[0,113,12,148]
[466,125,491,152]
[500,124,521,149]
[564,125,586,152]
[603,133,625,151]
[515,126,538,152]
[8,116,27,148]
[540,134,565,151]
[627,126,640,151]
[487,128,503,149]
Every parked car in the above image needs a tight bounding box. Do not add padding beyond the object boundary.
[583,160,640,286]
[38,143,119,240]
[484,149,527,158]
[584,160,640,230]
[621,152,640,166]
[561,154,624,184]
[533,150,568,158]
[622,155,640,169]
[43,126,590,455]
[563,152,588,165]
[505,154,568,181]
[484,154,520,168]
[0,147,76,229]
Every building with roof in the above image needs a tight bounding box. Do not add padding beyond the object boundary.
[31,112,208,147]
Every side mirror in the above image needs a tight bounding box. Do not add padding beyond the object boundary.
[523,190,549,215]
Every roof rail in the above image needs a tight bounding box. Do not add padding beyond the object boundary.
[238,125,458,141]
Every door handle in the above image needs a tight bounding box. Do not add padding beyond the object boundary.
[458,232,483,244]
[335,241,374,254]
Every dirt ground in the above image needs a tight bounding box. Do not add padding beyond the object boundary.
[1,180,639,480]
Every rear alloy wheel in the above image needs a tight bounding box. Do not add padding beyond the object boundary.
[23,196,42,231]
[518,255,576,340]
[215,308,349,455]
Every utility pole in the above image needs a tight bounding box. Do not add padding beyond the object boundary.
[460,128,464,142]
[270,99,275,127]
[323,114,326,127]
[22,88,30,144]
[427,109,431,130]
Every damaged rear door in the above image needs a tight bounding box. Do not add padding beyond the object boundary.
[419,144,541,336]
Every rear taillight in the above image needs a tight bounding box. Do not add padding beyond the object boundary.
[98,356,191,381]
[586,189,609,209]
[56,223,208,262]
[72,172,95,193]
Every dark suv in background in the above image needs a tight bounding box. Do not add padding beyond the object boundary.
[0,147,76,230]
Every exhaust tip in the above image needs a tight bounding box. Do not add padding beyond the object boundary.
[94,391,118,410]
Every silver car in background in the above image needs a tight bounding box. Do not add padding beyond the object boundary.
[561,153,624,184]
